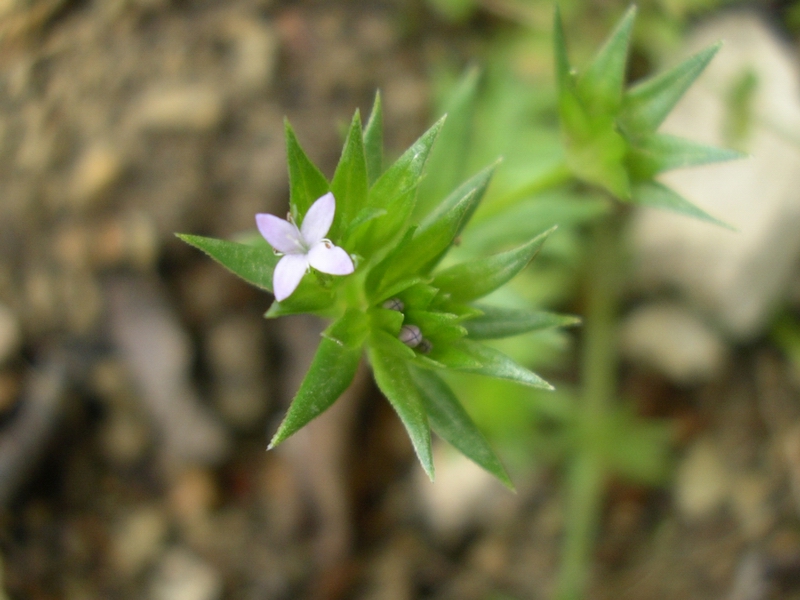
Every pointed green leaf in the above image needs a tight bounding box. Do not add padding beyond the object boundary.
[451,339,554,389]
[285,120,330,219]
[631,180,735,229]
[369,163,495,299]
[409,367,513,489]
[269,309,367,448]
[465,305,581,340]
[363,91,383,186]
[577,5,636,115]
[331,111,368,241]
[553,6,573,92]
[416,67,480,219]
[627,133,745,179]
[405,309,467,344]
[432,227,556,303]
[368,331,434,480]
[177,234,278,292]
[620,43,721,136]
[369,116,446,205]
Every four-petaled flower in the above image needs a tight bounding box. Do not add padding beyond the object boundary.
[256,192,354,301]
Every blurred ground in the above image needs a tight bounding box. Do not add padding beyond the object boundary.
[1,1,800,599]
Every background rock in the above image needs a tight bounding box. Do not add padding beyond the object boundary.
[632,12,800,340]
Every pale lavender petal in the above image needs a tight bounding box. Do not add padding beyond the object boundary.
[256,214,305,254]
[272,254,308,301]
[307,241,354,276]
[300,192,335,245]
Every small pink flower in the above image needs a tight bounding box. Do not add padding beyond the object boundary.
[256,192,354,301]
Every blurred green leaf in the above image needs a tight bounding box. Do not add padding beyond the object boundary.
[627,133,745,179]
[417,67,480,219]
[577,5,636,115]
[620,43,721,136]
[631,180,733,229]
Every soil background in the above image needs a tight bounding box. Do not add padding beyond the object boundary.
[1,1,800,599]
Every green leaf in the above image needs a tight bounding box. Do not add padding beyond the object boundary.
[631,180,734,229]
[269,309,367,448]
[450,339,554,389]
[577,5,636,115]
[405,309,467,344]
[432,227,556,303]
[465,305,581,340]
[369,116,446,208]
[409,367,513,489]
[331,111,368,241]
[368,331,434,480]
[176,234,278,292]
[553,6,573,92]
[627,133,745,179]
[620,43,721,136]
[416,67,480,219]
[403,162,497,274]
[363,91,384,186]
[285,120,330,219]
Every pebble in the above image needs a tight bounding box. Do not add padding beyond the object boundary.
[0,304,21,365]
[222,17,278,94]
[99,408,151,467]
[415,442,515,544]
[729,472,774,539]
[168,467,218,527]
[68,143,123,209]
[632,12,800,340]
[620,302,728,385]
[150,547,223,600]
[112,505,168,577]
[130,85,224,133]
[675,437,730,520]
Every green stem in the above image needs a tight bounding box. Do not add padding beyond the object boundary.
[557,210,624,600]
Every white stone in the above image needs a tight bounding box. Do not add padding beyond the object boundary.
[620,302,727,385]
[130,85,224,132]
[675,438,730,520]
[631,12,800,340]
[415,442,516,542]
[150,548,222,600]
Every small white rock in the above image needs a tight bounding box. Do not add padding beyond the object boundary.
[632,12,800,340]
[675,438,730,520]
[415,442,515,543]
[112,505,168,577]
[69,143,123,208]
[620,302,727,385]
[150,547,222,600]
[130,85,224,132]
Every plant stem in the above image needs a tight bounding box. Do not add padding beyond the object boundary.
[557,209,623,600]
